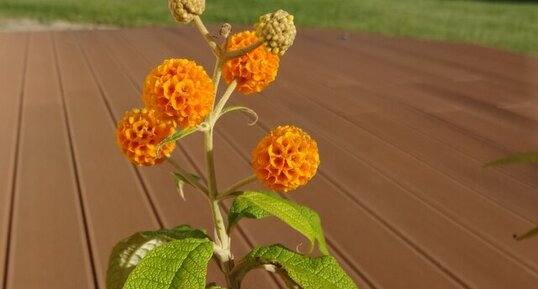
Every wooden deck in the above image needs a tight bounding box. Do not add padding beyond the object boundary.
[0,26,537,289]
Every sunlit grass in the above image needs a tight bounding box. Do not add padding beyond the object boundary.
[0,0,536,54]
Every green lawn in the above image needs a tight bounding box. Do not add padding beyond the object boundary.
[0,0,537,54]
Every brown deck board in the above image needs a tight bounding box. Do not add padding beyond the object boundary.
[5,32,95,289]
[53,31,165,288]
[282,35,538,188]
[0,32,27,289]
[1,26,537,289]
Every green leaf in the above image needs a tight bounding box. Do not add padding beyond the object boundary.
[229,191,328,255]
[484,152,538,167]
[157,127,198,155]
[123,238,213,289]
[515,225,538,240]
[219,105,258,125]
[106,225,208,289]
[171,172,202,200]
[238,244,358,289]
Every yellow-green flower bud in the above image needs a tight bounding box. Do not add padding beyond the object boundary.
[255,9,296,56]
[168,0,205,23]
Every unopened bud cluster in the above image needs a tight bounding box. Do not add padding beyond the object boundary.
[168,0,205,23]
[255,9,296,56]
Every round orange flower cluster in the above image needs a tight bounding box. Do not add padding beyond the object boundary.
[116,108,176,166]
[143,58,215,129]
[116,59,214,166]
[223,31,280,95]
[252,125,320,192]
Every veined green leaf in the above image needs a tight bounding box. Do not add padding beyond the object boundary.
[237,244,358,289]
[219,105,258,126]
[515,225,538,240]
[106,225,208,289]
[484,152,538,167]
[123,238,213,289]
[157,127,198,155]
[229,191,328,255]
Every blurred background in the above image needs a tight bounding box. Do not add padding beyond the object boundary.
[0,0,536,54]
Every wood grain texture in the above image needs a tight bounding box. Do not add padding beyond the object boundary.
[4,32,95,289]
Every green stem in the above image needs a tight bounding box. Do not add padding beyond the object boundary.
[212,58,223,100]
[194,18,238,288]
[219,174,256,200]
[211,80,237,126]
[204,130,219,197]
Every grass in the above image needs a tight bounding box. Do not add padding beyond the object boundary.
[0,0,537,54]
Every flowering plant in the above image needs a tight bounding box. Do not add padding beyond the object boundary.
[107,1,358,288]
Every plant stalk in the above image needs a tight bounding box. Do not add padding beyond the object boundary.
[205,130,235,288]
[211,80,237,126]
[195,15,240,289]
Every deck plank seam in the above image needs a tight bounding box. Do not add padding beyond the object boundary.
[1,32,29,289]
[252,92,538,275]
[52,32,99,289]
[73,31,165,230]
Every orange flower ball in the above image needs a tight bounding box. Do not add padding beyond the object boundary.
[223,31,280,95]
[143,58,214,129]
[116,108,176,166]
[252,125,320,192]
